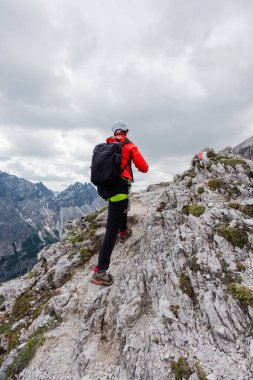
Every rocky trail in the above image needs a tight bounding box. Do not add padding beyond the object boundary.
[20,189,164,380]
[1,152,253,380]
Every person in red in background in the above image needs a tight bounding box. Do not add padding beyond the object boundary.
[91,121,149,286]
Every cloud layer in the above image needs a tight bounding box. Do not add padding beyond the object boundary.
[1,0,253,190]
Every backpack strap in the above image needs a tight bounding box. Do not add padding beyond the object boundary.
[120,140,134,182]
[110,137,133,180]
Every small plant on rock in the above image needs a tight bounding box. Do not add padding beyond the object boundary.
[12,292,37,320]
[171,357,193,380]
[241,204,253,217]
[188,204,205,217]
[182,205,190,215]
[186,178,193,188]
[216,226,248,248]
[197,187,205,195]
[79,247,91,261]
[69,233,84,245]
[170,305,180,318]
[236,261,246,272]
[207,178,223,190]
[222,158,245,167]
[194,362,208,380]
[227,202,240,210]
[188,256,201,272]
[179,273,195,300]
[228,283,253,307]
[6,327,46,378]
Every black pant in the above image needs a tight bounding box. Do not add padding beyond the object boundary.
[97,198,128,270]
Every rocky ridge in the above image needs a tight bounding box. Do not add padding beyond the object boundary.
[0,152,253,379]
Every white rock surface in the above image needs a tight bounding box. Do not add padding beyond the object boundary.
[0,156,253,380]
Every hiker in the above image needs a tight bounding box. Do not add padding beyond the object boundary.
[90,121,149,286]
[191,154,199,167]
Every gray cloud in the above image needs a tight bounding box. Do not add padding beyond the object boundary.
[0,0,253,190]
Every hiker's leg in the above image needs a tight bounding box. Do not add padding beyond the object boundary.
[96,198,128,270]
[119,211,128,233]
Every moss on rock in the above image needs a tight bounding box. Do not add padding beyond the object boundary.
[69,233,84,245]
[216,226,248,248]
[228,283,253,307]
[179,273,195,300]
[12,292,37,320]
[188,204,205,217]
[228,202,240,210]
[197,187,205,195]
[194,362,208,380]
[171,357,193,380]
[6,327,46,378]
[236,261,246,272]
[186,178,193,188]
[207,178,223,190]
[182,204,205,217]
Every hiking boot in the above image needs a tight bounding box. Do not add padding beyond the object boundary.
[119,228,132,243]
[90,270,114,286]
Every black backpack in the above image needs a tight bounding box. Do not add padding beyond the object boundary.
[90,139,131,187]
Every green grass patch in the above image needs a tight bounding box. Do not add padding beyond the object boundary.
[27,271,38,279]
[188,256,201,272]
[236,261,246,272]
[182,204,205,217]
[197,187,205,195]
[85,206,108,224]
[207,178,223,190]
[216,226,248,248]
[186,179,193,188]
[241,204,253,217]
[188,204,205,217]
[228,283,253,307]
[182,171,196,179]
[12,292,37,320]
[194,362,208,380]
[221,158,245,167]
[171,357,193,380]
[69,233,84,245]
[6,328,46,378]
[208,153,245,167]
[227,202,240,210]
[79,247,91,260]
[179,273,195,300]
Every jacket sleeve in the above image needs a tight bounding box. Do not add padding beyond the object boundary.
[131,145,149,173]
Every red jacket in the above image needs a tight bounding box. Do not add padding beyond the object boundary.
[106,135,149,182]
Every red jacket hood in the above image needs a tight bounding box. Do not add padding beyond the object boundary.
[106,135,128,144]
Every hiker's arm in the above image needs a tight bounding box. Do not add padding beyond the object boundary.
[131,146,149,173]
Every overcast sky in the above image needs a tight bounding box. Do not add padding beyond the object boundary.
[1,0,253,191]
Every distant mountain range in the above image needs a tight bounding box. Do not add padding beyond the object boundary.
[0,172,105,281]
[220,135,253,159]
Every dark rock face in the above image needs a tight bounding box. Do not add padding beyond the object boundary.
[221,136,253,160]
[0,172,104,281]
[233,136,253,159]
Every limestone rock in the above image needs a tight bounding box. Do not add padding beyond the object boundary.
[0,153,253,379]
